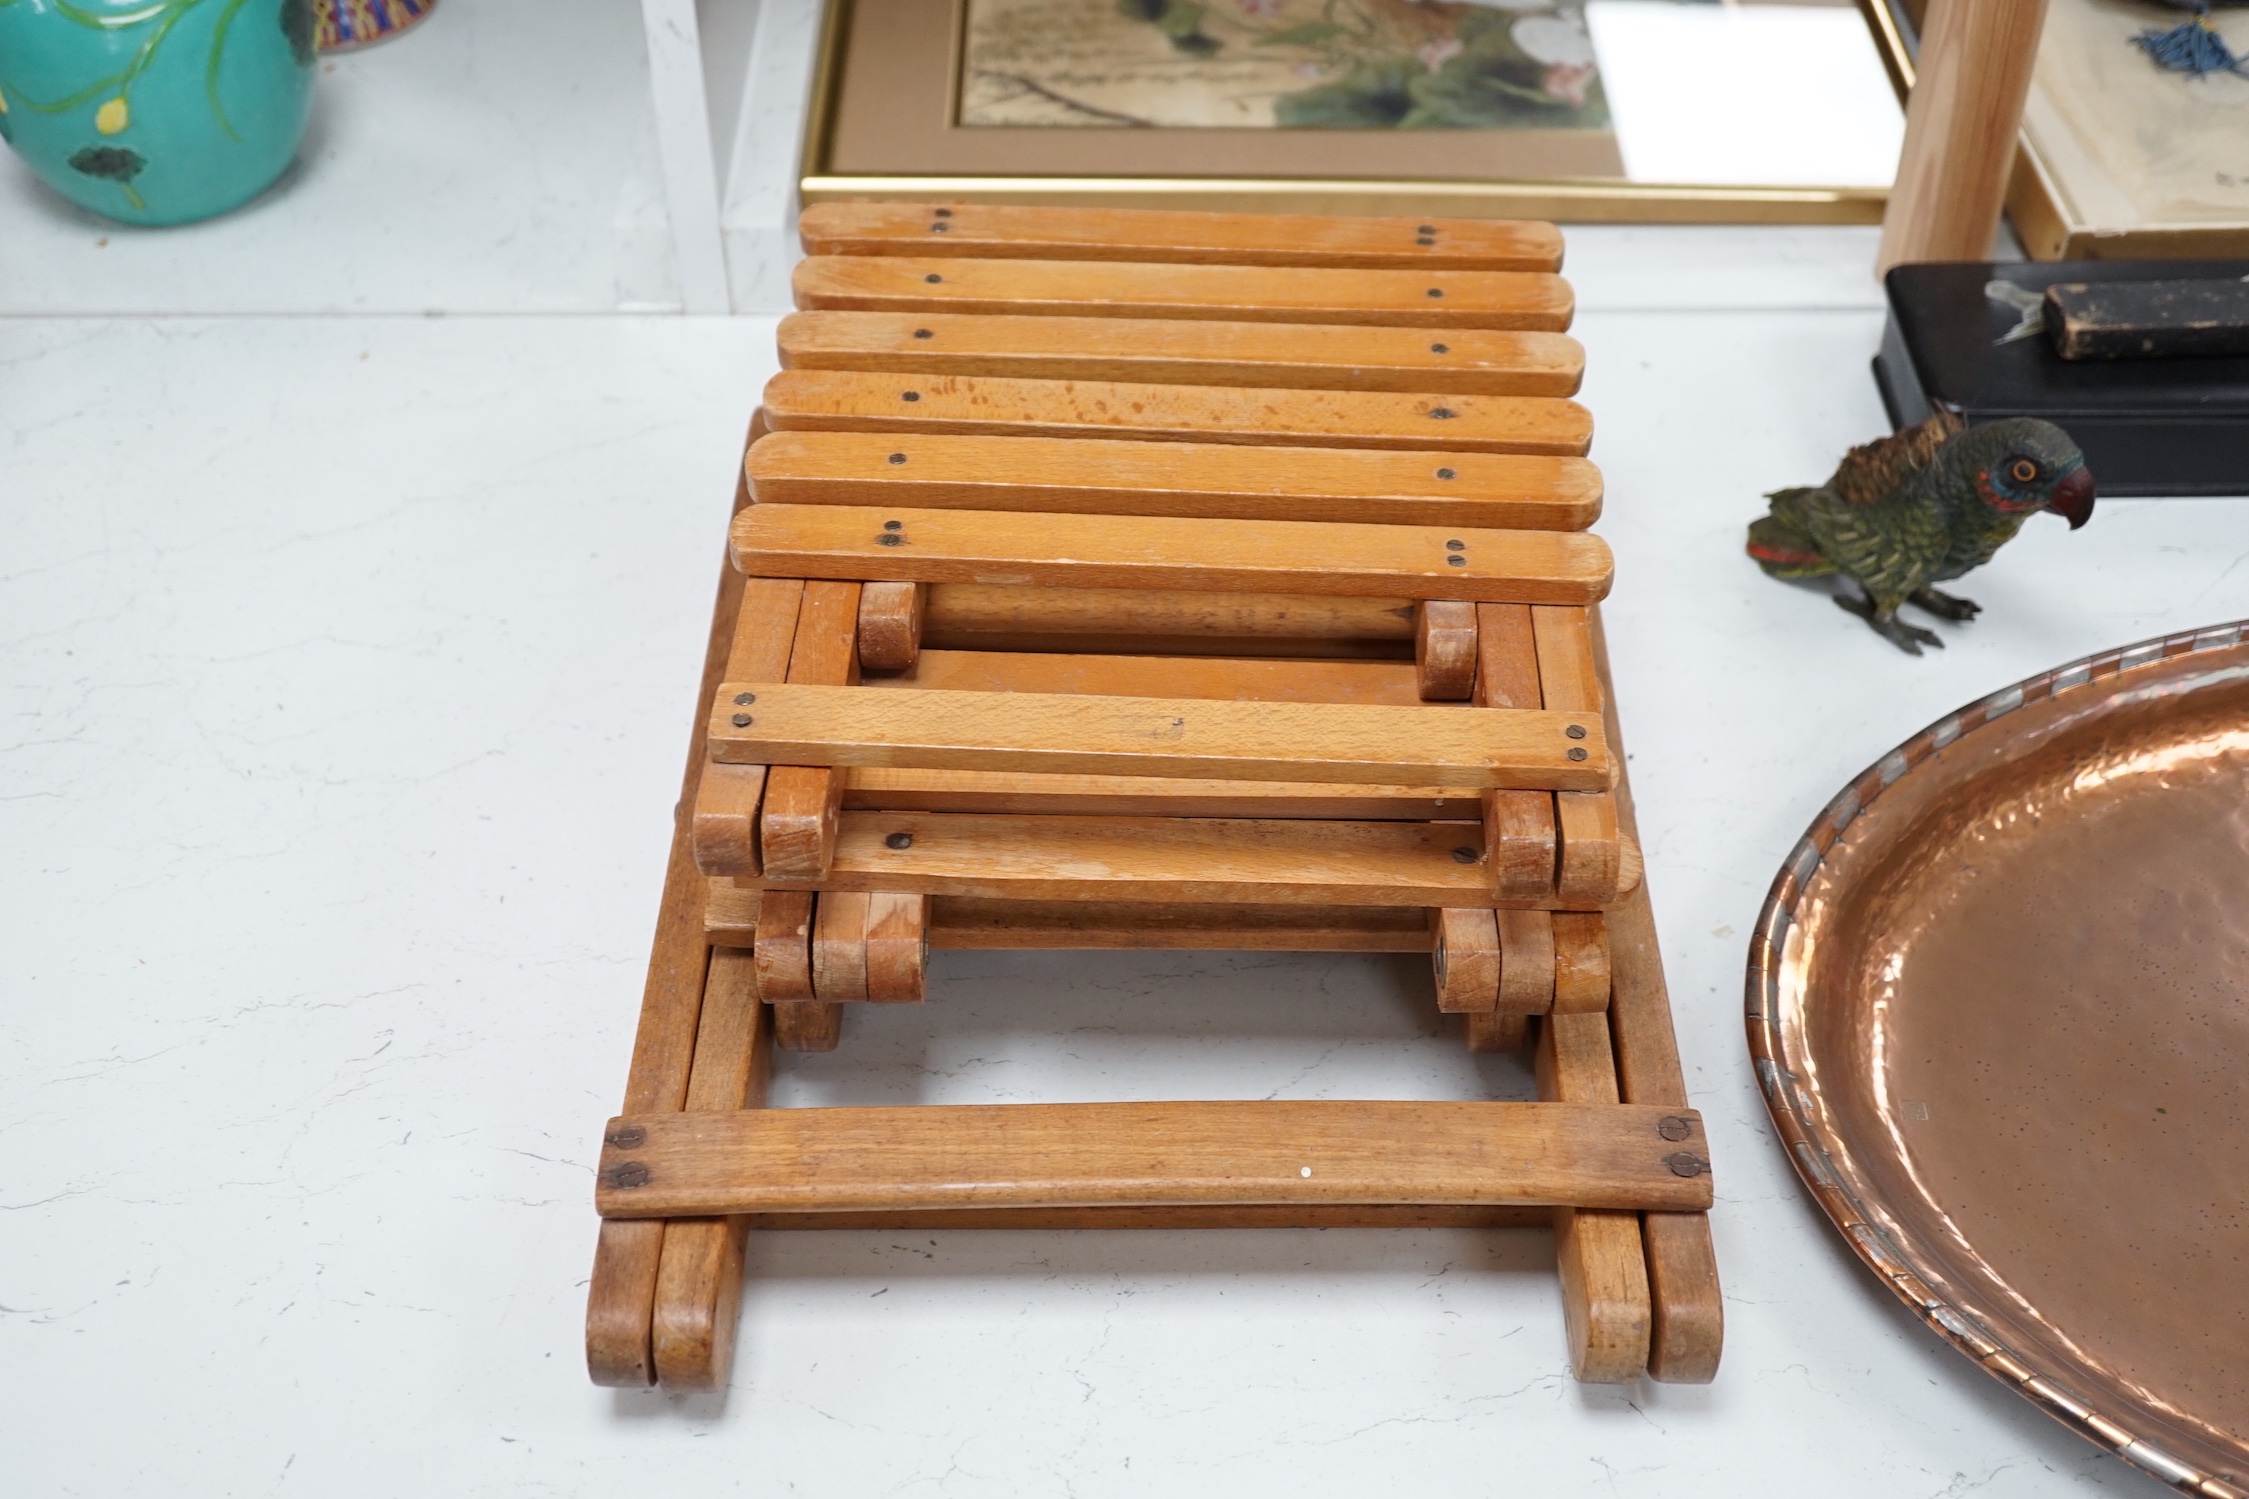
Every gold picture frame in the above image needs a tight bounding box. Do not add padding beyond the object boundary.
[799,0,1896,223]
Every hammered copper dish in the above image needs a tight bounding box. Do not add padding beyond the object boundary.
[1748,622,2249,1497]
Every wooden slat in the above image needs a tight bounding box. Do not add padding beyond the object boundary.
[811,891,872,1001]
[770,811,1532,908]
[709,683,1613,791]
[1498,909,1557,1014]
[842,767,1471,822]
[773,1000,842,1053]
[1538,1009,1654,1383]
[870,649,1426,705]
[740,1205,1548,1230]
[649,948,770,1390]
[798,202,1565,271]
[691,578,808,878]
[793,256,1574,332]
[1557,793,1623,906]
[704,880,760,945]
[863,892,929,1000]
[761,371,1594,457]
[595,1100,1713,1217]
[1552,912,1613,1014]
[923,584,1415,649]
[731,504,1614,606]
[1432,907,1501,1013]
[1587,605,1725,1385]
[752,890,815,1001]
[1478,601,1559,902]
[1464,1011,1530,1054]
[1415,601,1478,700]
[855,581,924,671]
[1533,603,1622,906]
[928,898,1430,951]
[759,581,861,883]
[776,312,1584,398]
[745,431,1600,531]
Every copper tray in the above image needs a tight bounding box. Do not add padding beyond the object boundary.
[1749,622,2249,1497]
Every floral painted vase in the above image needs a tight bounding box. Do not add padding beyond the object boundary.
[0,0,316,226]
[313,0,432,52]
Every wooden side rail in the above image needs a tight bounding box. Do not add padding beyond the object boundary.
[1589,607,1726,1384]
[798,202,1565,272]
[844,768,1468,821]
[869,649,1428,703]
[595,1101,1712,1218]
[730,504,1613,605]
[759,810,1632,908]
[792,256,1573,332]
[706,683,1613,792]
[921,584,1416,656]
[776,313,1585,398]
[744,431,1600,531]
[927,898,1430,951]
[759,371,1594,457]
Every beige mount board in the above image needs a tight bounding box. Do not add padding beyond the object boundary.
[2010,0,2249,257]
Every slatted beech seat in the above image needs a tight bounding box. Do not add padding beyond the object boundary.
[584,203,1720,1401]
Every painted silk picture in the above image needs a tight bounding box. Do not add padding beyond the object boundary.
[958,0,1610,130]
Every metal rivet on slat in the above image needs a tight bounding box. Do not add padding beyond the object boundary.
[1665,1152,1710,1178]
[1430,343,1449,354]
[930,223,948,232]
[1658,1116,1693,1141]
[925,274,943,284]
[1417,224,1435,234]
[731,713,752,727]
[606,1162,651,1189]
[878,534,903,546]
[889,453,907,464]
[1451,846,1478,864]
[901,391,920,402]
[884,519,904,530]
[1445,539,1465,551]
[1436,467,1456,480]
[734,692,756,705]
[1567,747,1588,761]
[885,832,914,850]
[1426,288,1444,299]
[1446,556,1466,567]
[1428,407,1454,419]
[605,1125,646,1149]
[1416,236,1435,247]
[934,208,952,218]
[1564,724,1586,739]
[914,328,934,339]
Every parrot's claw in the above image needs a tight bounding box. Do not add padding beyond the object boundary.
[1909,587,1982,621]
[1834,592,1945,654]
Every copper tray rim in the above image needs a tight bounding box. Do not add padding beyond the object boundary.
[1744,618,2249,1499]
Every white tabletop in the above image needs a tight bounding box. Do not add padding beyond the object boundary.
[5,225,2243,1497]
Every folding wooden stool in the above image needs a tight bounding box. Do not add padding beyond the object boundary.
[586,203,1722,1394]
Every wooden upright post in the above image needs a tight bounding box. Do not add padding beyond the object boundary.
[1875,0,2050,277]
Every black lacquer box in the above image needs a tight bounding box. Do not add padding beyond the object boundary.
[1875,260,2249,497]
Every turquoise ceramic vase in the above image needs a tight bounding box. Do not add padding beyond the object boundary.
[0,0,315,226]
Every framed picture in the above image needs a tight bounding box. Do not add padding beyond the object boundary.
[1867,0,2249,259]
[800,0,1906,222]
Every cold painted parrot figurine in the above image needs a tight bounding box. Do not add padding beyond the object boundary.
[1746,413,2095,654]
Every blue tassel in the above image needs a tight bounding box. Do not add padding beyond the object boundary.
[2133,16,2249,76]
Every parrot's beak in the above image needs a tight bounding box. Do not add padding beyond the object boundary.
[2050,466,2096,530]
